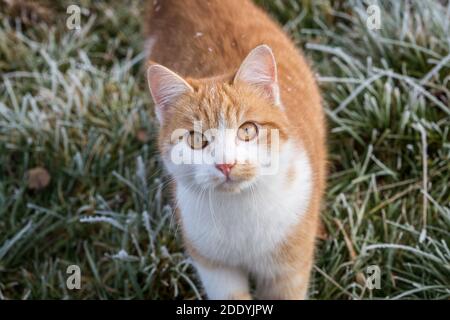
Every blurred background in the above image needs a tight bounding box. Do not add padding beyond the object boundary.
[0,0,449,299]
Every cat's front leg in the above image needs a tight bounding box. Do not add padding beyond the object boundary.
[255,264,311,300]
[194,261,251,300]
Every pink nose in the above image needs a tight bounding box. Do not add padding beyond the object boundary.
[215,163,235,177]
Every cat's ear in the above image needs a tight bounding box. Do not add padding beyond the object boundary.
[147,64,193,123]
[234,45,281,106]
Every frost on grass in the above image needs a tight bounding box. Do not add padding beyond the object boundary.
[79,215,126,231]
[110,249,140,262]
[0,0,449,299]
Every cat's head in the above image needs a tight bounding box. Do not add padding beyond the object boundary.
[147,45,291,193]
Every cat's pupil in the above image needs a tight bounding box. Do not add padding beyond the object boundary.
[194,134,201,146]
[238,122,257,141]
[188,131,207,149]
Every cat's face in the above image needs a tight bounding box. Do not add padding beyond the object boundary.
[148,45,289,193]
[158,82,289,193]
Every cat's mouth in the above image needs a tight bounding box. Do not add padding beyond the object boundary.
[213,176,255,193]
[190,164,258,193]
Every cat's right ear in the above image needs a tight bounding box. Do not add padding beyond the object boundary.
[146,64,193,124]
[234,45,281,106]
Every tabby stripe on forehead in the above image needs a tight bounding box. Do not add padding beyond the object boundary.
[222,85,242,125]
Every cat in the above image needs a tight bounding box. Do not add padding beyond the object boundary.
[144,0,326,300]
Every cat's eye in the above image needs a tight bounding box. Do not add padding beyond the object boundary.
[187,131,208,149]
[237,122,258,141]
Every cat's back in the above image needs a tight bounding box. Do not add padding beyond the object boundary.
[146,0,304,79]
[145,0,272,77]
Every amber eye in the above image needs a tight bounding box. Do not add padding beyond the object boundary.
[237,122,258,141]
[187,131,208,149]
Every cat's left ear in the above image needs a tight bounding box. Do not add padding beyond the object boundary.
[147,64,193,124]
[234,44,281,106]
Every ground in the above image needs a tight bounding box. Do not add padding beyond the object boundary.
[0,0,449,299]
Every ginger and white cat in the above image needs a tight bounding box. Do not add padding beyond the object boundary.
[145,0,326,299]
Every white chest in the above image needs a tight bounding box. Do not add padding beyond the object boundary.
[177,151,312,273]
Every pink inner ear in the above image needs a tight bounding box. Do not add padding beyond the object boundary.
[234,45,280,105]
[146,65,193,122]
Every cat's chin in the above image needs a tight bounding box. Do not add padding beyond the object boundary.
[213,179,254,194]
